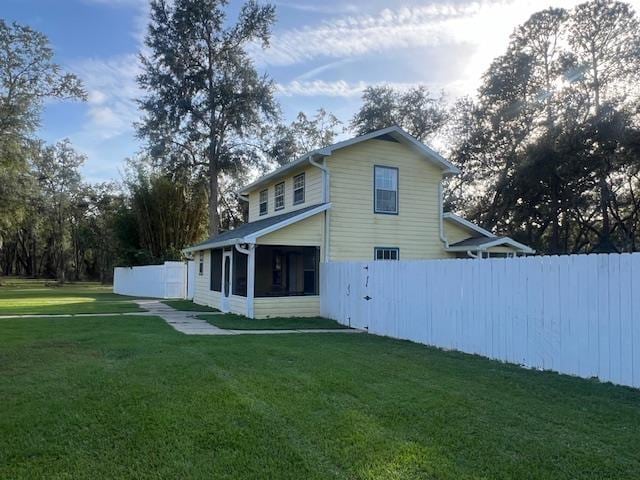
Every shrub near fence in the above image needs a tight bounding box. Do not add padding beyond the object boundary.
[321,253,640,388]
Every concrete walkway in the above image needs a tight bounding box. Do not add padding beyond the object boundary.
[134,299,363,336]
[133,299,232,335]
[0,300,362,336]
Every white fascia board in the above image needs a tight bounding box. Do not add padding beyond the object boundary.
[238,126,459,195]
[446,237,535,254]
[183,238,240,253]
[245,203,331,242]
[443,212,497,239]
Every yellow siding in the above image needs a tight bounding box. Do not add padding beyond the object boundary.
[256,212,324,246]
[444,219,476,245]
[253,296,320,318]
[193,250,222,308]
[487,245,520,254]
[247,164,323,222]
[229,295,247,315]
[327,139,448,260]
[193,249,248,315]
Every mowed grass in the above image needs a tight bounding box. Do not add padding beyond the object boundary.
[0,278,144,315]
[161,299,219,312]
[202,313,350,330]
[2,315,640,479]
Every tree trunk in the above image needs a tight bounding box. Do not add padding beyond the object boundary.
[208,153,220,237]
[598,176,613,252]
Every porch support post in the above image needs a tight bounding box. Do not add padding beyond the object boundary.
[246,244,256,318]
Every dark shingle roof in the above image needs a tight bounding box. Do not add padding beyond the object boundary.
[449,236,501,248]
[188,203,326,250]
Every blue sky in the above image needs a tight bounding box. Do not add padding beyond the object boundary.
[5,0,638,182]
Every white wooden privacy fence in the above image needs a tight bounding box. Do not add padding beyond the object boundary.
[113,261,195,299]
[321,253,640,388]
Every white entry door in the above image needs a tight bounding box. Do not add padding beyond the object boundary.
[220,251,232,312]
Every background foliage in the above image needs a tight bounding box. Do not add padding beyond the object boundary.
[1,0,640,283]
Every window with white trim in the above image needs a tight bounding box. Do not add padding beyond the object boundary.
[259,189,268,216]
[198,251,204,275]
[275,182,285,210]
[293,173,305,205]
[374,247,399,261]
[374,166,398,214]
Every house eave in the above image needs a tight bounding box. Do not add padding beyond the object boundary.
[182,203,331,253]
[446,237,535,254]
[237,126,459,196]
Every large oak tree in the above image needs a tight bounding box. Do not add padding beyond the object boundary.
[137,0,278,237]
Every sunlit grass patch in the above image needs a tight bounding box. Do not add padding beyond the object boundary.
[0,279,144,315]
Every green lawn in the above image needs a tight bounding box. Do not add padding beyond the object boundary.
[162,299,219,312]
[2,314,639,479]
[201,313,350,330]
[0,278,144,315]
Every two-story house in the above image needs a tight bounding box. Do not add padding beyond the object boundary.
[184,126,533,318]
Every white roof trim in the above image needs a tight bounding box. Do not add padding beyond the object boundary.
[446,237,535,254]
[183,203,331,253]
[245,203,331,242]
[239,126,460,195]
[443,212,497,239]
[183,238,239,253]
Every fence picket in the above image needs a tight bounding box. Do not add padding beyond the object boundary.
[321,253,640,388]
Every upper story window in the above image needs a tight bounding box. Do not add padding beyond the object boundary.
[374,166,398,214]
[293,173,305,205]
[275,182,285,211]
[374,247,399,261]
[259,189,268,216]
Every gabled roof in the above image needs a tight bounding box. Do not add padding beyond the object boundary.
[443,212,534,254]
[184,203,330,252]
[447,236,535,254]
[443,212,497,239]
[239,125,460,195]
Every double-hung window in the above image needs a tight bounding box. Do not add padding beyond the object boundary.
[374,166,398,214]
[198,251,204,275]
[374,247,399,261]
[293,173,305,205]
[274,182,285,211]
[259,189,268,216]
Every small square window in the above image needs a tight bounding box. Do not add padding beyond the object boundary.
[259,189,268,216]
[293,173,305,205]
[275,182,285,210]
[374,247,399,261]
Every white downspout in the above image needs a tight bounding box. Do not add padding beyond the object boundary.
[309,155,331,262]
[235,242,255,318]
[438,180,449,249]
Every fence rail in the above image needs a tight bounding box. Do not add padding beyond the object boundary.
[321,253,640,388]
[113,261,195,299]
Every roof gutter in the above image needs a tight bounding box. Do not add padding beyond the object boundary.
[439,180,449,249]
[309,155,331,262]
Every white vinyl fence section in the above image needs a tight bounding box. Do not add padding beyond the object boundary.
[114,261,195,299]
[321,253,640,388]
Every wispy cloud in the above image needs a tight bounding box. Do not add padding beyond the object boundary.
[273,1,359,14]
[294,58,355,81]
[71,54,142,140]
[276,79,430,97]
[252,2,489,66]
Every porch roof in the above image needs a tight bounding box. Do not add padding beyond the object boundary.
[447,236,535,254]
[184,203,330,253]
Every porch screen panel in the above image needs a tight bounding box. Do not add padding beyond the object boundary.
[232,249,248,296]
[254,245,319,297]
[210,249,222,291]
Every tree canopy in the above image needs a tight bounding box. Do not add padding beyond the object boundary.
[137,0,278,236]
